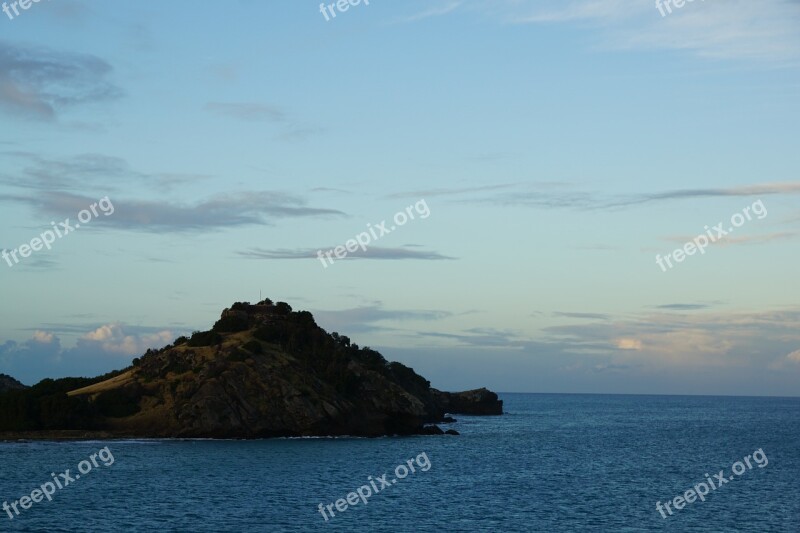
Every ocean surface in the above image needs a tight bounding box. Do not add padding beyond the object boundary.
[1,393,798,532]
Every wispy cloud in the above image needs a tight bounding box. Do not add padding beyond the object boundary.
[238,245,457,261]
[610,183,800,208]
[397,1,463,23]
[0,250,60,271]
[205,102,286,122]
[310,187,352,195]
[516,0,640,23]
[654,303,712,311]
[391,180,800,210]
[274,125,324,143]
[312,304,452,334]
[501,0,800,63]
[386,183,517,199]
[0,41,122,121]
[0,151,209,192]
[204,101,321,141]
[418,327,527,348]
[553,311,611,320]
[0,191,346,232]
[663,231,798,247]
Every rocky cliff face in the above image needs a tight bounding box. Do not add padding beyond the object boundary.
[67,300,502,438]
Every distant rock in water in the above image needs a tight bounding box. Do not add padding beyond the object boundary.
[0,299,501,439]
[433,388,504,416]
[0,374,26,393]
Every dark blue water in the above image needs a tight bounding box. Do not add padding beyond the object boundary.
[1,394,798,532]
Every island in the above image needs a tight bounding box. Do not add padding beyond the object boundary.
[0,299,502,439]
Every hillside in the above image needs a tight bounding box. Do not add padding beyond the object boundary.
[0,299,501,438]
[0,374,26,393]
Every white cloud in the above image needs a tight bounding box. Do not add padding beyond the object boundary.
[630,330,736,366]
[81,323,174,355]
[467,0,800,63]
[541,308,800,371]
[615,338,642,350]
[787,350,800,363]
[516,0,641,23]
[0,324,183,384]
[83,324,116,342]
[31,330,56,344]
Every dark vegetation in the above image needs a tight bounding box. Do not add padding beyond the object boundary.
[0,369,129,431]
[187,330,222,347]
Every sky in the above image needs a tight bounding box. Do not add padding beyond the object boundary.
[1,0,799,396]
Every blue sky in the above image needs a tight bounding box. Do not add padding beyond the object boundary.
[1,0,799,395]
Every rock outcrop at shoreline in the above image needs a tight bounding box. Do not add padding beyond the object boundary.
[0,299,502,439]
[433,388,504,416]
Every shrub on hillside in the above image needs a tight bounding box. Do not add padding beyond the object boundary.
[187,330,222,347]
[230,301,250,311]
[212,314,249,333]
[274,302,292,315]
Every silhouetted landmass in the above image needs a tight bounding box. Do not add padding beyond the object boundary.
[0,374,26,393]
[0,370,127,431]
[0,299,501,439]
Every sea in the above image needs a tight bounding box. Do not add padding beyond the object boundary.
[1,393,798,532]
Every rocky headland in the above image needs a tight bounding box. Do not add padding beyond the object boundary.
[0,299,502,439]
